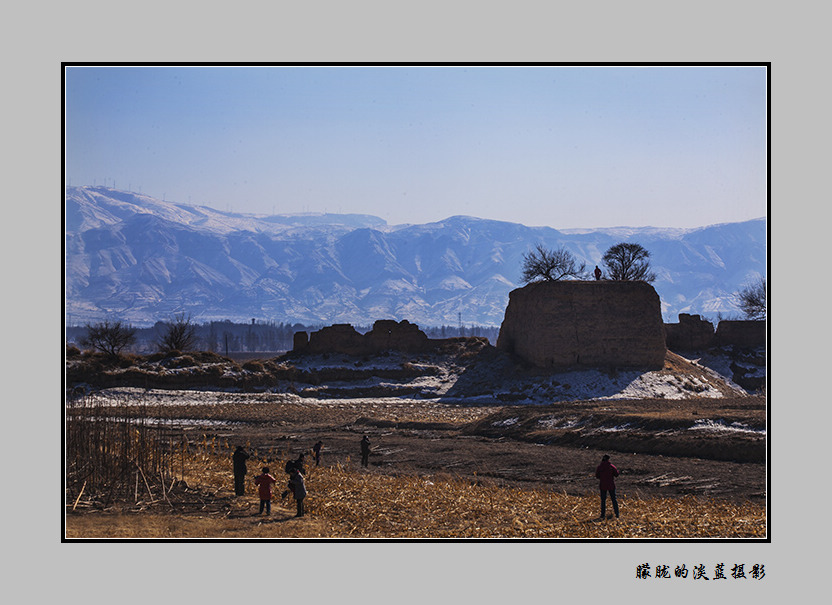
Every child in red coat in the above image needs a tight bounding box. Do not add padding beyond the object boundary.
[254,467,277,515]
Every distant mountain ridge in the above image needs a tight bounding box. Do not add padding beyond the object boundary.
[64,186,767,327]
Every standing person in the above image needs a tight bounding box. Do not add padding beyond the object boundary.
[254,466,277,515]
[284,453,306,475]
[232,445,250,496]
[289,468,307,517]
[360,435,371,467]
[595,454,620,519]
[313,441,323,466]
[594,265,602,280]
[281,453,307,498]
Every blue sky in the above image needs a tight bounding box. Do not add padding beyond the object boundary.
[65,65,767,229]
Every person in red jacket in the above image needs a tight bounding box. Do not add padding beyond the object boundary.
[254,467,277,515]
[595,454,620,519]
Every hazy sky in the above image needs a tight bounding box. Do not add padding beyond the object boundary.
[65,64,767,229]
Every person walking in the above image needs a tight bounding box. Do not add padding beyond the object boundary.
[232,445,250,496]
[289,468,307,517]
[313,441,323,466]
[254,466,277,515]
[360,435,371,467]
[595,454,620,519]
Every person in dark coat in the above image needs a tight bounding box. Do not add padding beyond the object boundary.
[360,435,371,467]
[594,265,602,280]
[289,468,307,517]
[595,454,620,519]
[232,446,250,496]
[281,453,307,499]
[313,441,323,466]
[290,453,306,475]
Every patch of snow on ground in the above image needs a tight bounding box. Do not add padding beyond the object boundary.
[689,419,766,435]
[289,353,407,371]
[537,417,585,429]
[78,388,301,407]
[593,423,635,432]
[492,417,520,427]
[523,367,727,403]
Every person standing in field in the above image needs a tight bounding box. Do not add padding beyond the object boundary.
[281,453,307,499]
[595,454,620,519]
[289,468,307,517]
[360,435,371,467]
[232,445,250,496]
[313,441,323,466]
[594,265,602,280]
[254,466,277,515]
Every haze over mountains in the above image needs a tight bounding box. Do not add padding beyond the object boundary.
[65,186,767,328]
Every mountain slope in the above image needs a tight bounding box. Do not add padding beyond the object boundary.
[64,186,767,327]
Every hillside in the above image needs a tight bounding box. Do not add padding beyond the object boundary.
[65,186,766,327]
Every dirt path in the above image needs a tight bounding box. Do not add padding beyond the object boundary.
[205,417,766,505]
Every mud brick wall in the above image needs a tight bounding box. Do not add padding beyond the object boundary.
[364,319,430,352]
[715,320,766,347]
[664,313,716,350]
[304,324,368,355]
[496,281,666,369]
[297,320,431,355]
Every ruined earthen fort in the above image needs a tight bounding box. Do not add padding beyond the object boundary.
[664,313,765,350]
[496,281,667,369]
[292,283,765,371]
[294,319,443,356]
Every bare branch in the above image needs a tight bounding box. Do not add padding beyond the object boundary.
[521,244,587,283]
[735,277,766,319]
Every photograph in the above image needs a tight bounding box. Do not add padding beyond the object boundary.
[63,64,768,544]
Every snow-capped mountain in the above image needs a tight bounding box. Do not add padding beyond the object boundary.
[65,186,767,327]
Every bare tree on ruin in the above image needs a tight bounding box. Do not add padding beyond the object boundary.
[601,242,656,282]
[80,320,137,357]
[521,244,587,283]
[736,276,766,320]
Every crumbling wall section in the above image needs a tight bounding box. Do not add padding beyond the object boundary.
[664,313,716,350]
[296,319,433,355]
[715,320,766,347]
[496,281,666,369]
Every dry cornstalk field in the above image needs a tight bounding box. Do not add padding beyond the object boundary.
[65,439,766,540]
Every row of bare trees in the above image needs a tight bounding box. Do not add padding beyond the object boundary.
[78,313,197,357]
[522,241,657,283]
[522,241,765,319]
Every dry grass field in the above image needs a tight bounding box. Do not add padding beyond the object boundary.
[65,438,766,540]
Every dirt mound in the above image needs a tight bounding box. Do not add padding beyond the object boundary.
[67,342,750,404]
[460,394,766,463]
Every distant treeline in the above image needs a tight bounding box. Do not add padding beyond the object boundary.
[65,320,500,354]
